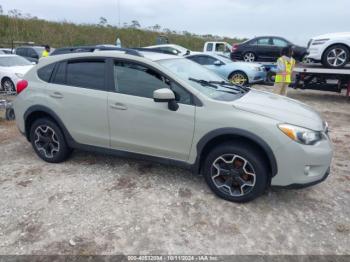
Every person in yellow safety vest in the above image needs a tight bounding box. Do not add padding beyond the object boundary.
[41,45,50,58]
[274,45,296,96]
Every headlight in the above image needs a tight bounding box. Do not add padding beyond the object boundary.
[278,124,323,145]
[15,73,24,78]
[254,66,262,72]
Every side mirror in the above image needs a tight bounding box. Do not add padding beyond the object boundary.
[214,60,222,66]
[153,88,179,111]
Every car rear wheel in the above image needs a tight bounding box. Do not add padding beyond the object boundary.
[322,45,349,68]
[1,78,15,93]
[29,118,71,163]
[203,142,268,203]
[243,52,256,62]
[229,71,248,86]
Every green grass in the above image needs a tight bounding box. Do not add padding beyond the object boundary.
[0,15,244,51]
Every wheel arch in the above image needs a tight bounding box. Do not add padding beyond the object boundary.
[1,76,14,86]
[24,105,74,145]
[194,128,278,179]
[322,43,350,58]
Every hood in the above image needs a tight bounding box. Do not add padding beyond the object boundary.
[230,61,261,68]
[9,65,34,75]
[312,32,350,40]
[233,89,324,131]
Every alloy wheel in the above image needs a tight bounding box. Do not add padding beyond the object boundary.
[34,125,60,159]
[230,73,247,85]
[244,52,255,62]
[327,48,348,67]
[211,154,256,197]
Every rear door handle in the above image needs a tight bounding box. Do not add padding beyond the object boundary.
[110,102,128,110]
[50,92,63,99]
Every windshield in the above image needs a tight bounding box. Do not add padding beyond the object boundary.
[158,58,245,101]
[33,47,45,53]
[215,54,233,64]
[0,56,32,67]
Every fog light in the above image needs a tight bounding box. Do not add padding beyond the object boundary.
[304,166,310,175]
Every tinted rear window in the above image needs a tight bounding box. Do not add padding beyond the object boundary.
[66,61,105,90]
[37,63,55,82]
[52,62,66,85]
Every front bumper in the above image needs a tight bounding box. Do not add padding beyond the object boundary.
[306,46,324,61]
[249,71,267,84]
[271,136,333,187]
[274,167,330,189]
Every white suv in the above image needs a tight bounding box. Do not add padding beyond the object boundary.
[14,50,333,202]
[307,32,350,68]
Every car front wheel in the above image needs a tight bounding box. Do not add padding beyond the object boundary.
[203,142,268,203]
[29,118,71,163]
[322,45,349,68]
[229,71,248,86]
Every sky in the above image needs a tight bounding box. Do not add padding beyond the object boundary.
[1,0,349,45]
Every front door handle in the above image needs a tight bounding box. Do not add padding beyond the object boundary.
[50,92,63,99]
[110,102,127,110]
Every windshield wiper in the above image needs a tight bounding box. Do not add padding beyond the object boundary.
[208,81,250,92]
[189,78,218,89]
[188,78,241,95]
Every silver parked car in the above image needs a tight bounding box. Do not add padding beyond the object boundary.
[186,53,266,85]
[13,50,333,202]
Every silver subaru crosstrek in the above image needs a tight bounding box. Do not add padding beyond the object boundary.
[13,49,333,202]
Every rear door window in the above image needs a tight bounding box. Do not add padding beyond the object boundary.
[51,62,66,85]
[257,38,271,46]
[272,38,288,47]
[16,48,28,57]
[66,60,106,90]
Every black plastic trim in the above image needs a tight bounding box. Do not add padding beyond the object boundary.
[23,105,76,144]
[193,128,278,176]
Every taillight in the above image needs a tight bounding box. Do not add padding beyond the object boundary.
[16,80,28,94]
[232,44,239,52]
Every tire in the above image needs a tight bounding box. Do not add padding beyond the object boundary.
[229,71,249,86]
[203,142,268,203]
[29,118,71,163]
[5,108,15,121]
[322,45,349,68]
[266,71,276,85]
[243,52,256,62]
[1,78,15,93]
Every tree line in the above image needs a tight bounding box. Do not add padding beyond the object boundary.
[0,5,245,50]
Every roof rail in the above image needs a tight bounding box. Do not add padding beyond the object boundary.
[50,45,143,57]
[133,47,177,56]
[96,46,143,57]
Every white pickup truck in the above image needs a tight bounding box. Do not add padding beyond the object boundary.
[203,42,232,57]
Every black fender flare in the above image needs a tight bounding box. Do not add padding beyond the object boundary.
[193,128,278,176]
[23,105,75,146]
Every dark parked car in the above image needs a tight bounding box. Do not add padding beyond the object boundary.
[231,36,307,62]
[15,46,45,63]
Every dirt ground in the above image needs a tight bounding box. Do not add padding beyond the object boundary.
[0,85,349,255]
